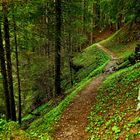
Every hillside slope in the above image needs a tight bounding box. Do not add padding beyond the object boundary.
[87,24,140,140]
[0,45,109,140]
[100,23,140,59]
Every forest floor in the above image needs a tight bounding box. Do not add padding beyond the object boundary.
[53,44,118,140]
[93,29,113,43]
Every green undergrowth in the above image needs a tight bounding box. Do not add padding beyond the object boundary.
[86,62,140,140]
[0,44,109,139]
[21,44,109,122]
[0,121,35,140]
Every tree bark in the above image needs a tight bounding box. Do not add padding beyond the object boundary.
[55,0,62,96]
[0,21,11,120]
[13,14,21,124]
[2,0,16,121]
[83,0,86,34]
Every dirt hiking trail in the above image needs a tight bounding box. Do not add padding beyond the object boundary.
[53,44,118,140]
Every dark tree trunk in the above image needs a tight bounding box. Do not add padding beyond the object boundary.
[68,33,73,86]
[83,0,86,34]
[2,0,16,121]
[55,0,62,96]
[90,3,95,44]
[0,22,11,120]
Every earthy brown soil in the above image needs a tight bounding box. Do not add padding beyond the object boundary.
[93,29,113,43]
[53,44,118,140]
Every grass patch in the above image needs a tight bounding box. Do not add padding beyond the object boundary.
[72,45,109,83]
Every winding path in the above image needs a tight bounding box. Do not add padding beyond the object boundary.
[53,44,118,140]
[96,43,118,72]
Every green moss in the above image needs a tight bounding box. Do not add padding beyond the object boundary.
[62,44,109,89]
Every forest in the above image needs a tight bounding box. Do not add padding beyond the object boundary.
[0,0,140,139]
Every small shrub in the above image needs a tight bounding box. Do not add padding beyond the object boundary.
[0,119,6,132]
[112,126,121,134]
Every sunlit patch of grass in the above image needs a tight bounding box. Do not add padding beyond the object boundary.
[69,44,109,85]
[61,44,109,91]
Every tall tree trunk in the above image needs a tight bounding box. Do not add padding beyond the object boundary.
[55,0,62,96]
[90,3,95,44]
[2,0,16,121]
[68,33,73,86]
[11,0,21,124]
[13,14,21,124]
[83,0,86,34]
[46,3,52,99]
[0,21,11,120]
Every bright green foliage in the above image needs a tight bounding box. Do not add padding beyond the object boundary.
[64,45,109,87]
[0,119,6,132]
[112,126,121,134]
[0,121,33,140]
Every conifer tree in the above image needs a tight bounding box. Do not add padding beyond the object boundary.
[55,0,62,96]
[0,20,11,120]
[2,0,16,121]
